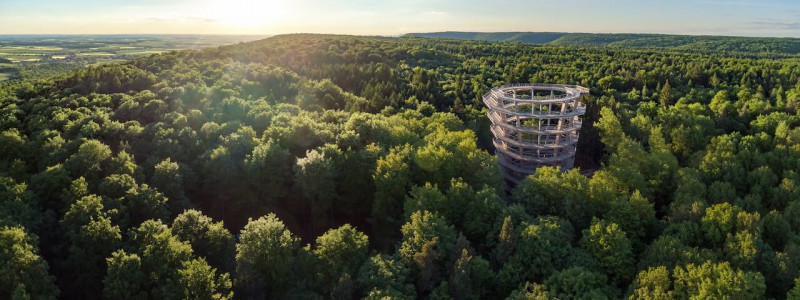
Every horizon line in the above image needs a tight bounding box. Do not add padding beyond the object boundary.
[0,31,799,39]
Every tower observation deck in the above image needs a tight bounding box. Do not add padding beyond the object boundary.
[483,83,589,190]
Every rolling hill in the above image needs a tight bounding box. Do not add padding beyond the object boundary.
[405,31,800,56]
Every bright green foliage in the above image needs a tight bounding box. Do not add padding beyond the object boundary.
[669,168,708,223]
[580,218,635,283]
[178,258,233,300]
[65,139,111,179]
[701,203,742,247]
[0,226,58,300]
[660,80,673,107]
[103,250,145,300]
[628,266,675,300]
[404,183,448,220]
[399,210,457,295]
[788,278,800,300]
[311,224,369,295]
[507,283,556,300]
[107,219,196,299]
[462,185,504,252]
[498,217,573,293]
[673,261,766,299]
[597,107,625,153]
[371,144,414,249]
[513,167,590,229]
[235,214,298,298]
[604,190,656,249]
[399,210,457,266]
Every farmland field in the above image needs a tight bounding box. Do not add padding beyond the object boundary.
[0,34,267,82]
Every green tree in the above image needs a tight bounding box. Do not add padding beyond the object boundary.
[788,278,800,300]
[507,283,556,300]
[513,167,591,229]
[151,158,191,216]
[701,202,742,247]
[660,80,672,107]
[604,190,656,250]
[498,216,573,293]
[628,266,675,300]
[60,194,121,298]
[0,226,59,300]
[66,139,112,180]
[399,210,457,296]
[311,224,369,296]
[545,267,617,299]
[122,219,195,299]
[596,107,625,153]
[579,218,634,284]
[178,258,233,300]
[357,254,416,299]
[371,144,414,250]
[673,261,765,299]
[172,209,236,272]
[235,214,298,298]
[294,147,337,235]
[103,250,146,300]
[243,139,291,210]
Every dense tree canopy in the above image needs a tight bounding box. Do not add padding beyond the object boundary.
[2,33,800,298]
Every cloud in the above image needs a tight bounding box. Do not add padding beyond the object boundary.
[697,0,782,7]
[424,11,448,16]
[140,17,221,24]
[750,20,800,30]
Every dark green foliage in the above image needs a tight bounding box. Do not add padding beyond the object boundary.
[172,210,236,273]
[2,33,800,299]
[545,267,618,299]
[408,31,800,56]
[498,216,574,293]
[357,254,416,299]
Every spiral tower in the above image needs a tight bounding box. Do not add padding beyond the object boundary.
[483,83,589,190]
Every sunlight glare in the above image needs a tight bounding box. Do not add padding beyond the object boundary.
[205,0,286,28]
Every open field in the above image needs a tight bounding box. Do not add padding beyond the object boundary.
[0,34,267,81]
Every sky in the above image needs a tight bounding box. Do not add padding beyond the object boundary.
[1,0,800,37]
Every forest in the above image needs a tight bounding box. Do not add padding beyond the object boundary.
[406,32,800,57]
[2,33,800,299]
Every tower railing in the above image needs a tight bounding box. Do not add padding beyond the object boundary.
[484,83,589,191]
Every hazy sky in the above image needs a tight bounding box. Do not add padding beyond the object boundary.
[2,0,800,37]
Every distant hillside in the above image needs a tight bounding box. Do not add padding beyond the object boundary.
[405,31,567,44]
[405,31,800,55]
